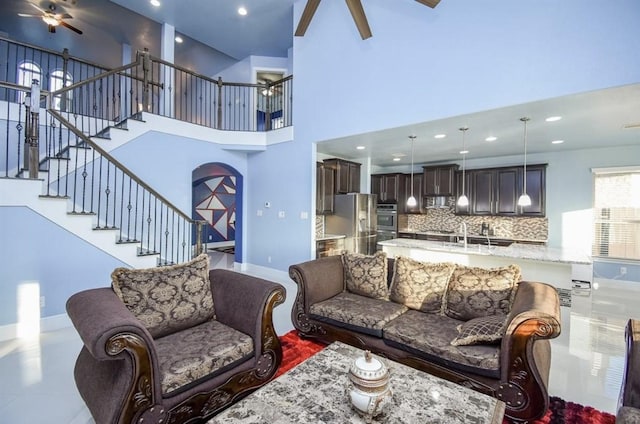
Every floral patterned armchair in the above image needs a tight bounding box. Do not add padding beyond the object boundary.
[66,254,285,424]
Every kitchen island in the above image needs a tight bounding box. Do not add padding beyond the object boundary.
[379,238,592,292]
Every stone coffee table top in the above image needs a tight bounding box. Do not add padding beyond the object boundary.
[208,341,505,423]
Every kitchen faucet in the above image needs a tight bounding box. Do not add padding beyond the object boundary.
[458,222,467,249]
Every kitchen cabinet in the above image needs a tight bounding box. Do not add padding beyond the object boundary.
[324,158,361,194]
[403,173,423,213]
[423,165,459,196]
[316,162,334,214]
[455,164,546,216]
[371,173,405,204]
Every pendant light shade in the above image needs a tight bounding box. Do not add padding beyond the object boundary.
[407,135,417,207]
[517,117,532,207]
[457,127,469,207]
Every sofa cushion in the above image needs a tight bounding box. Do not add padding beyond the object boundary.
[389,257,456,313]
[310,292,408,337]
[444,264,521,321]
[617,406,640,424]
[383,310,500,378]
[451,314,507,346]
[111,253,215,338]
[342,251,389,300]
[154,319,253,395]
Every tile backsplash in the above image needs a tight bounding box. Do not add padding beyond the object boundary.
[400,200,548,241]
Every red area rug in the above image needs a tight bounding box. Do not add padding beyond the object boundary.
[276,330,615,423]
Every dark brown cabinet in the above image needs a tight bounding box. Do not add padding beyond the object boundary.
[423,165,459,196]
[455,164,546,216]
[316,162,334,214]
[371,173,404,204]
[324,158,361,194]
[403,173,423,213]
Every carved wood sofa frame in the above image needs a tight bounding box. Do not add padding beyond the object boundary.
[289,256,561,423]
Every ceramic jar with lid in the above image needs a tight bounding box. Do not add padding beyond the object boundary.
[347,350,392,421]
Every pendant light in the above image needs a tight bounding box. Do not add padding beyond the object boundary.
[517,117,532,207]
[406,135,417,207]
[456,127,469,207]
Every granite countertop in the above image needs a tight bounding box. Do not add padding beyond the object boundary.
[317,233,346,241]
[398,229,547,244]
[379,238,592,265]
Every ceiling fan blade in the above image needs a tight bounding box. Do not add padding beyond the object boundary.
[294,0,321,37]
[415,0,441,8]
[29,2,46,13]
[57,13,73,19]
[60,20,83,35]
[345,0,372,40]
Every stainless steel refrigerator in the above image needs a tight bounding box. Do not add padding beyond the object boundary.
[325,193,377,255]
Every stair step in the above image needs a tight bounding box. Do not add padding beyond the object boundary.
[138,248,159,256]
[39,194,70,200]
[116,239,139,244]
[93,225,120,231]
[68,211,96,216]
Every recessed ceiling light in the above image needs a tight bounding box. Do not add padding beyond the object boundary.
[545,116,562,122]
[150,0,160,7]
[551,140,564,144]
[356,145,365,150]
[238,6,248,16]
[393,157,401,161]
[485,136,497,142]
[459,149,469,154]
[434,134,446,139]
[175,36,183,43]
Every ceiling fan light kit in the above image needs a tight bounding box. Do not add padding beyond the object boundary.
[18,2,83,35]
[295,0,440,39]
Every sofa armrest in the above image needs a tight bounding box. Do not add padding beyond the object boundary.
[497,280,561,420]
[209,269,285,357]
[620,319,640,410]
[289,256,345,309]
[66,288,157,361]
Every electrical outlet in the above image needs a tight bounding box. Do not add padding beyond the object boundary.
[40,296,45,308]
[278,211,285,218]
[267,256,272,263]
[621,267,627,275]
[300,211,309,219]
[257,209,263,216]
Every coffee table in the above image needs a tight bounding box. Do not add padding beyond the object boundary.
[208,342,505,423]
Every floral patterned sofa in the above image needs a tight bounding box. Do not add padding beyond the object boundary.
[67,254,285,424]
[289,252,561,423]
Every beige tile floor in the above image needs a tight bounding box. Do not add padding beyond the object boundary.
[0,253,636,423]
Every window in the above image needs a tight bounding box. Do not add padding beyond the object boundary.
[50,70,73,110]
[592,167,640,261]
[17,61,42,103]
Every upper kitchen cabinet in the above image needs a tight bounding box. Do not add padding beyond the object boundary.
[456,164,546,216]
[371,173,405,204]
[324,158,361,194]
[423,165,459,196]
[316,162,335,214]
[403,172,423,213]
[520,165,546,216]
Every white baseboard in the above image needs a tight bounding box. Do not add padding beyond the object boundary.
[0,313,72,342]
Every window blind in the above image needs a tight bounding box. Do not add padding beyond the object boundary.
[592,170,640,260]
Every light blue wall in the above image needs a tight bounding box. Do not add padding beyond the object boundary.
[215,55,290,82]
[0,207,126,325]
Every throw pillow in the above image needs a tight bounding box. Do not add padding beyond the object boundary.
[342,251,389,300]
[444,264,521,321]
[451,314,508,346]
[111,253,215,338]
[389,256,456,313]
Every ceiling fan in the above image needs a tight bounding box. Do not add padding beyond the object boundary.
[18,2,83,35]
[295,0,441,40]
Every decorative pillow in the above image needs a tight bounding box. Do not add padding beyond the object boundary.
[444,264,521,321]
[111,253,214,338]
[389,257,455,313]
[342,251,389,300]
[451,314,508,346]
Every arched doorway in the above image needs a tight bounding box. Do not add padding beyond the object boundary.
[192,162,242,263]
